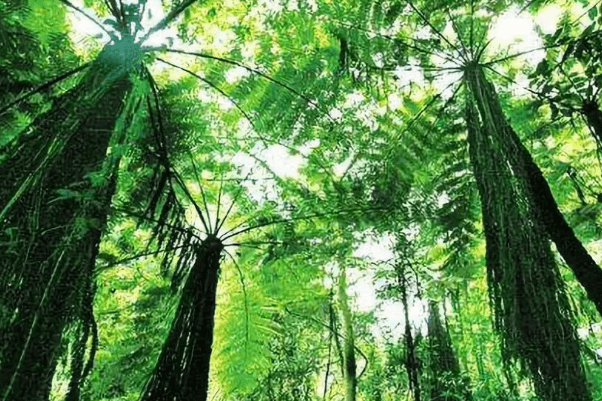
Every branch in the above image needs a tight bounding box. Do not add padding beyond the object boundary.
[57,0,113,37]
[141,0,199,44]
[220,206,388,241]
[392,77,461,145]
[445,5,469,59]
[403,0,464,61]
[483,64,546,98]
[0,63,91,116]
[482,41,568,67]
[95,245,187,271]
[331,20,460,66]
[224,240,286,247]
[156,57,257,130]
[146,68,211,232]
[188,151,213,232]
[161,48,327,116]
[223,249,250,352]
[112,207,204,239]
[216,169,255,234]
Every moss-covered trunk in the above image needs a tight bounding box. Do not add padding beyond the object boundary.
[464,64,590,401]
[338,265,357,401]
[426,301,472,401]
[140,236,223,401]
[397,269,421,401]
[0,38,139,401]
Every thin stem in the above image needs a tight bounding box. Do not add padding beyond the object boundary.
[140,0,199,44]
[216,169,255,234]
[331,20,460,64]
[156,57,256,130]
[105,0,124,29]
[96,245,187,271]
[404,0,464,61]
[483,64,545,98]
[483,42,567,67]
[113,208,204,238]
[475,38,493,63]
[220,206,386,242]
[373,63,461,73]
[225,240,286,247]
[223,243,264,250]
[559,64,585,103]
[284,305,369,378]
[214,171,224,235]
[393,77,461,144]
[517,0,540,16]
[445,6,469,59]
[223,248,250,353]
[0,63,91,116]
[419,80,464,136]
[172,167,213,233]
[188,151,213,232]
[469,0,475,59]
[571,0,602,26]
[162,48,328,118]
[57,0,113,37]
[147,68,211,232]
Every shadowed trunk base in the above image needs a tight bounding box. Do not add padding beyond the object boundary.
[140,236,223,401]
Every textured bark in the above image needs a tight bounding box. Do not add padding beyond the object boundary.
[338,266,357,401]
[397,270,421,401]
[426,301,472,401]
[0,38,139,401]
[140,236,223,401]
[465,65,591,401]
[509,98,602,317]
[520,145,602,317]
[65,280,97,401]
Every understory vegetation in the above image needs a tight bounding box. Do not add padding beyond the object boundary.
[2,0,602,400]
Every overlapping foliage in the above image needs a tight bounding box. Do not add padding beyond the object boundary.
[2,0,602,400]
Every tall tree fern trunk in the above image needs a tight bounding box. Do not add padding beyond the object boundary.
[140,236,223,401]
[464,65,590,401]
[338,265,357,401]
[426,301,472,401]
[0,38,139,401]
[397,269,421,401]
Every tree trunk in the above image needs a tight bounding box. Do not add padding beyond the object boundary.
[516,102,602,317]
[65,280,97,401]
[0,38,139,401]
[338,265,357,401]
[426,301,472,401]
[465,70,602,320]
[140,235,223,401]
[397,270,421,401]
[464,64,591,401]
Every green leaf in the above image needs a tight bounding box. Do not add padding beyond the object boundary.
[589,6,598,21]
